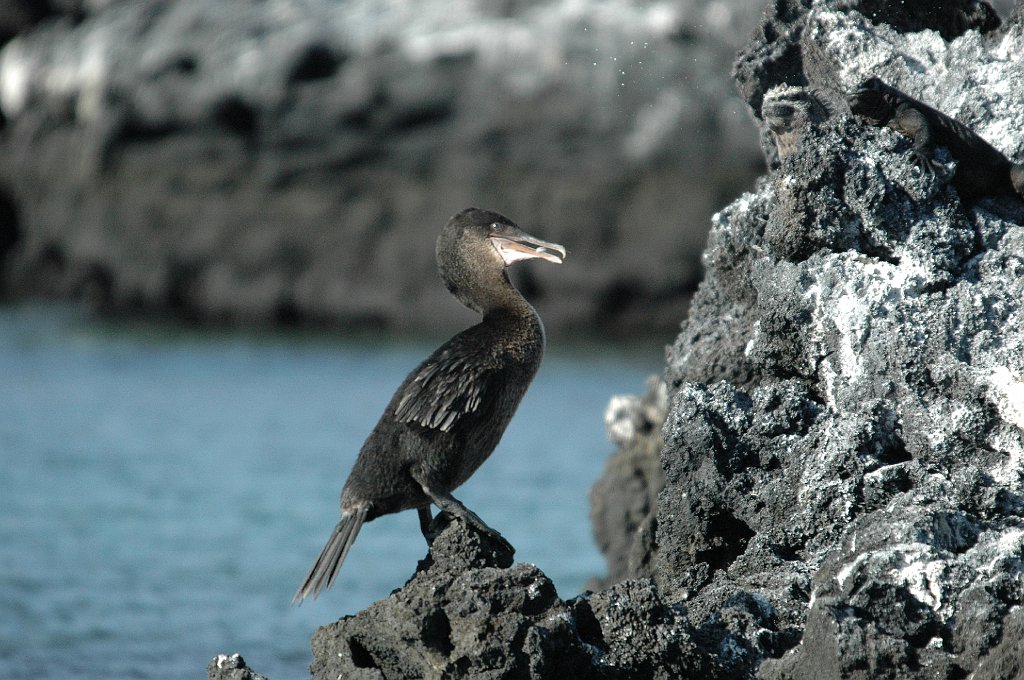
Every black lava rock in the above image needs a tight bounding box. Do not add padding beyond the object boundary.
[0,0,764,335]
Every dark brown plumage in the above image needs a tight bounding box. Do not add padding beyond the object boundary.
[293,208,565,604]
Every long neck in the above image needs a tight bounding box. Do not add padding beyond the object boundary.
[453,268,534,319]
[484,293,540,327]
[470,271,544,356]
[481,282,545,362]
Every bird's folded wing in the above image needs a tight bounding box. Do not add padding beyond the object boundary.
[393,347,494,432]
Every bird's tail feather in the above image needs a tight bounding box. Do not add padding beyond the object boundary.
[292,505,368,605]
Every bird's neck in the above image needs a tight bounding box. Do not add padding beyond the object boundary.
[454,269,534,321]
[482,289,545,359]
[483,295,538,326]
[461,273,544,359]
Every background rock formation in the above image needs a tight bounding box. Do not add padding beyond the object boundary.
[589,375,668,588]
[0,0,763,335]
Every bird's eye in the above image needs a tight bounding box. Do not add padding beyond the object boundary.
[491,222,505,232]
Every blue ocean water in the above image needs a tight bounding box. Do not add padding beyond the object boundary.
[0,305,663,679]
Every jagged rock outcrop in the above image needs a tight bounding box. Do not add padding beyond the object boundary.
[0,0,763,333]
[304,515,724,680]
[207,654,268,680]
[651,0,1024,676]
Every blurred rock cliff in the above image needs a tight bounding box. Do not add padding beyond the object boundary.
[0,0,764,335]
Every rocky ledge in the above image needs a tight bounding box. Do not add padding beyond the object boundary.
[210,0,1024,677]
[302,514,724,679]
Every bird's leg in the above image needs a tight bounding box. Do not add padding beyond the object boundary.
[420,485,514,554]
[417,505,435,546]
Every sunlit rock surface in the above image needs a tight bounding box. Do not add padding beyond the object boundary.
[0,0,763,333]
[655,0,1024,676]
[207,653,268,680]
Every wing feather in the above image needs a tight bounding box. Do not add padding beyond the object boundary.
[393,342,495,432]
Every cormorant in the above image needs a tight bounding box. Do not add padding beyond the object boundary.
[293,208,565,603]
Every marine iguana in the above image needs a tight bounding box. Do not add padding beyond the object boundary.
[848,76,1024,201]
[761,85,831,163]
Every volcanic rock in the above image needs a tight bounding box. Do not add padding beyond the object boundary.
[0,0,763,333]
[652,1,1024,677]
[306,516,723,680]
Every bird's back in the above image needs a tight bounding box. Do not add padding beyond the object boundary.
[342,308,544,517]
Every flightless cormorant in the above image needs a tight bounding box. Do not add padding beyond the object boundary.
[293,208,565,603]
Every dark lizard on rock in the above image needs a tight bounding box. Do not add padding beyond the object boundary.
[848,76,1024,201]
[761,84,831,164]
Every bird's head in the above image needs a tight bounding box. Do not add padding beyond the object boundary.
[437,208,565,313]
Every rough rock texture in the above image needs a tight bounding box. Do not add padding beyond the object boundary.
[207,654,269,680]
[0,0,763,333]
[651,0,1024,677]
[306,515,723,680]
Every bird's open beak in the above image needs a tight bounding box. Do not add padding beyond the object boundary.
[490,229,566,266]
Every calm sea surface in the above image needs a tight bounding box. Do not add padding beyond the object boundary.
[0,305,664,679]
